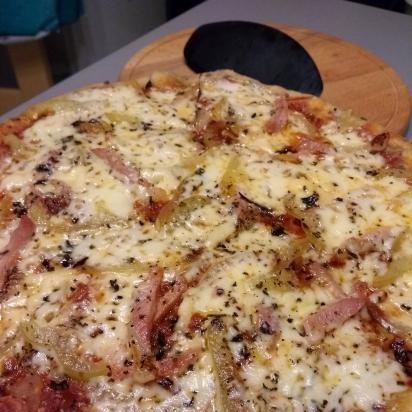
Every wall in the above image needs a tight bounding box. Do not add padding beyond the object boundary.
[63,0,167,72]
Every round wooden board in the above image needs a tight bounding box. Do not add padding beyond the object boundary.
[120,25,411,136]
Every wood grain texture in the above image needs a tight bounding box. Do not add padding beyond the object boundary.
[119,25,411,136]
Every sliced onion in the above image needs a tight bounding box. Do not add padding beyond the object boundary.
[374,230,412,288]
[220,155,249,198]
[206,318,248,412]
[385,390,412,412]
[105,111,139,127]
[20,321,108,380]
[156,195,209,230]
[26,98,82,119]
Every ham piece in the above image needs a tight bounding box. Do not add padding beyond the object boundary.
[303,295,366,344]
[0,216,35,291]
[264,95,288,134]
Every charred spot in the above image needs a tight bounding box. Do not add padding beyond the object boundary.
[231,333,244,342]
[239,344,251,364]
[188,313,205,333]
[391,338,412,376]
[49,379,69,391]
[60,252,73,268]
[12,201,27,217]
[153,330,168,360]
[142,122,152,131]
[157,377,174,390]
[143,80,153,95]
[259,321,274,335]
[89,327,104,338]
[35,163,52,174]
[210,316,225,331]
[271,226,286,236]
[301,192,319,209]
[61,135,74,144]
[370,132,390,153]
[109,279,120,292]
[73,257,88,268]
[42,193,71,215]
[41,259,55,272]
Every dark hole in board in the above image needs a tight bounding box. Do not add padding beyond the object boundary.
[184,21,323,96]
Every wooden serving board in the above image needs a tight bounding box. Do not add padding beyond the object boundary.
[120,25,411,135]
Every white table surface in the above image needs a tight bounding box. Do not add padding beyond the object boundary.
[2,0,411,137]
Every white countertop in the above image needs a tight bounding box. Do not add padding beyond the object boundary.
[2,0,411,137]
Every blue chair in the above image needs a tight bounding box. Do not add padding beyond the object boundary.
[0,0,83,113]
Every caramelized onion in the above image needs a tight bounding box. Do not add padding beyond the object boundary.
[20,322,108,380]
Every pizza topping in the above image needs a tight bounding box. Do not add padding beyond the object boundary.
[130,267,163,366]
[236,193,305,238]
[152,348,200,378]
[287,95,331,129]
[194,114,238,148]
[73,119,112,135]
[385,390,412,412]
[0,216,34,292]
[370,132,390,153]
[93,146,169,221]
[68,282,90,305]
[20,322,108,380]
[28,179,72,215]
[0,193,14,228]
[0,115,34,139]
[206,317,248,411]
[391,338,412,376]
[264,95,288,134]
[92,147,141,185]
[0,370,89,412]
[154,278,188,324]
[257,305,280,336]
[290,134,332,157]
[303,294,367,344]
[0,396,28,412]
[380,146,404,169]
[292,261,345,298]
[344,227,392,260]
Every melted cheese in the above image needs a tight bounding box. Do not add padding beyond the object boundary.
[0,73,411,411]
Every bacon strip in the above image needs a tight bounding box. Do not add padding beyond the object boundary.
[236,193,305,238]
[155,278,188,324]
[303,295,366,344]
[257,306,280,336]
[1,359,89,412]
[153,348,200,378]
[292,261,345,298]
[360,126,404,169]
[93,147,169,221]
[0,216,35,292]
[290,135,331,157]
[264,95,288,134]
[29,180,72,215]
[194,103,238,149]
[345,227,392,260]
[92,147,141,185]
[0,396,28,412]
[130,267,163,364]
[287,96,327,129]
[0,143,12,171]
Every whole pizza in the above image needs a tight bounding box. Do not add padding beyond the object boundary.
[0,70,411,411]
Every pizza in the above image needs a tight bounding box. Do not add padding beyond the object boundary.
[0,70,411,412]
